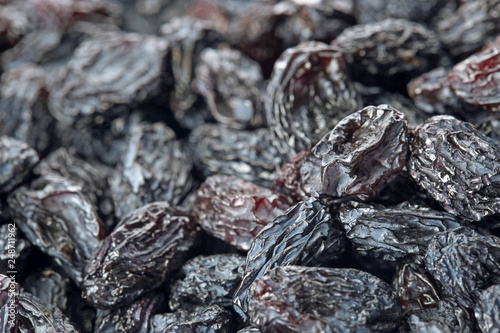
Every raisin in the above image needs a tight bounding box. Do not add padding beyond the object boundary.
[474,285,500,333]
[34,147,115,230]
[448,36,500,112]
[8,175,105,285]
[299,104,408,201]
[265,41,361,157]
[425,227,500,308]
[82,201,199,309]
[17,292,79,333]
[23,269,70,315]
[148,305,235,333]
[332,18,442,87]
[435,0,500,59]
[408,115,500,221]
[233,196,346,318]
[169,254,245,311]
[189,124,284,188]
[0,136,39,194]
[407,299,475,333]
[338,201,463,263]
[193,47,265,128]
[0,65,53,155]
[247,266,401,332]
[407,67,481,118]
[161,17,224,113]
[95,292,163,333]
[194,175,291,251]
[48,31,168,124]
[110,121,193,220]
[393,264,440,314]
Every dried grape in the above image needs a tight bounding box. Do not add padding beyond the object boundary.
[408,115,500,221]
[247,266,401,332]
[82,201,199,309]
[265,41,361,157]
[194,175,291,251]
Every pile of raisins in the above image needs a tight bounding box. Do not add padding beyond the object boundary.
[1,0,500,332]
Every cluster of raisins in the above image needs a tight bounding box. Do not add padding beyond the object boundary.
[1,0,500,332]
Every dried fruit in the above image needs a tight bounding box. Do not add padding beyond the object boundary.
[189,124,284,188]
[0,136,39,194]
[169,254,245,311]
[233,196,345,318]
[408,115,500,221]
[394,264,440,314]
[333,18,442,85]
[8,175,105,285]
[148,305,235,333]
[48,31,168,124]
[425,227,500,308]
[435,0,500,59]
[247,266,401,332]
[265,41,361,157]
[338,201,462,262]
[299,104,408,200]
[448,37,500,112]
[82,201,199,309]
[474,285,500,333]
[95,292,163,333]
[194,175,291,251]
[34,147,115,230]
[110,121,193,220]
[0,64,52,154]
[193,47,265,128]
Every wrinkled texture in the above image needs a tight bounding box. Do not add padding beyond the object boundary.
[265,41,361,157]
[393,264,440,314]
[8,175,105,285]
[233,196,345,318]
[161,17,224,113]
[111,121,193,220]
[474,285,500,333]
[194,175,291,251]
[17,292,78,333]
[247,266,401,332]
[299,104,408,200]
[23,270,70,314]
[82,201,199,309]
[95,292,163,333]
[408,67,467,116]
[193,47,265,128]
[449,37,500,112]
[435,0,500,59]
[169,254,245,311]
[408,115,500,221]
[34,147,115,229]
[333,18,442,84]
[407,299,475,333]
[148,305,235,333]
[48,30,168,124]
[189,124,284,188]
[0,136,39,194]
[425,227,500,309]
[338,201,462,262]
[0,64,53,154]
